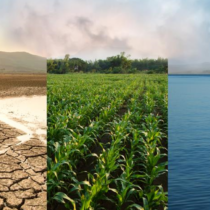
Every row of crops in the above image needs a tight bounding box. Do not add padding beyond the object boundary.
[47,74,168,210]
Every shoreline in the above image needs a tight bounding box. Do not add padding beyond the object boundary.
[0,93,46,99]
[0,95,46,144]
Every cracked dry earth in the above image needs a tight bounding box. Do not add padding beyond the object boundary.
[0,122,47,210]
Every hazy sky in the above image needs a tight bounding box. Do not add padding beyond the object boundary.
[0,0,210,61]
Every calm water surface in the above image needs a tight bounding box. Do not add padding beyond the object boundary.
[169,75,210,209]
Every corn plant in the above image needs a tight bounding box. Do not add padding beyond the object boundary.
[47,74,168,210]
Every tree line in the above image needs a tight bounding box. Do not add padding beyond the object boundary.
[47,52,168,74]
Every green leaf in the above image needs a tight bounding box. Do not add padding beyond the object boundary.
[127,204,144,210]
[53,192,76,210]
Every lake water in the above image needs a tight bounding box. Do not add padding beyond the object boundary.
[169,75,210,209]
[0,96,47,144]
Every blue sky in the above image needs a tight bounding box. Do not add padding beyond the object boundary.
[0,0,210,62]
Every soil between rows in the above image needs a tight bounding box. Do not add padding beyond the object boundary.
[51,88,144,210]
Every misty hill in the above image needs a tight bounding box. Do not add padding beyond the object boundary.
[169,62,210,74]
[0,51,46,74]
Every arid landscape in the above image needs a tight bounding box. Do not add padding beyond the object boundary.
[0,52,47,209]
[0,73,47,210]
[0,74,46,98]
[0,122,46,210]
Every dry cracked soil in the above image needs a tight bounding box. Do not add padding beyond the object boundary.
[0,122,46,210]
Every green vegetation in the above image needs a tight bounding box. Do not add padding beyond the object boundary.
[47,53,167,74]
[47,74,168,210]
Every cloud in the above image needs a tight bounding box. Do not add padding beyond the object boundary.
[67,16,130,51]
[153,0,210,64]
[0,0,210,63]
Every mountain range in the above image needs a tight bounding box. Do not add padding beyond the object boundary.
[0,51,46,74]
[169,62,210,74]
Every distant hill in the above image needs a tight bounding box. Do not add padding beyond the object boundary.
[169,62,210,74]
[0,51,46,74]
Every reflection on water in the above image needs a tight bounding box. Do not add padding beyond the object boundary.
[169,75,210,210]
[0,96,46,144]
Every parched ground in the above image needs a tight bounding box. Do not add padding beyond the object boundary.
[0,122,47,210]
[0,74,46,98]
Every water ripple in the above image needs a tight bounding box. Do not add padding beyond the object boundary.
[169,75,210,210]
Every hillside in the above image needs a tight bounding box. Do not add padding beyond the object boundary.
[169,62,210,74]
[0,51,46,74]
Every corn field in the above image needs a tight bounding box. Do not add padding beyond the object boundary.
[47,74,168,210]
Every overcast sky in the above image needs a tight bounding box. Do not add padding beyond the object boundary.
[0,0,210,62]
